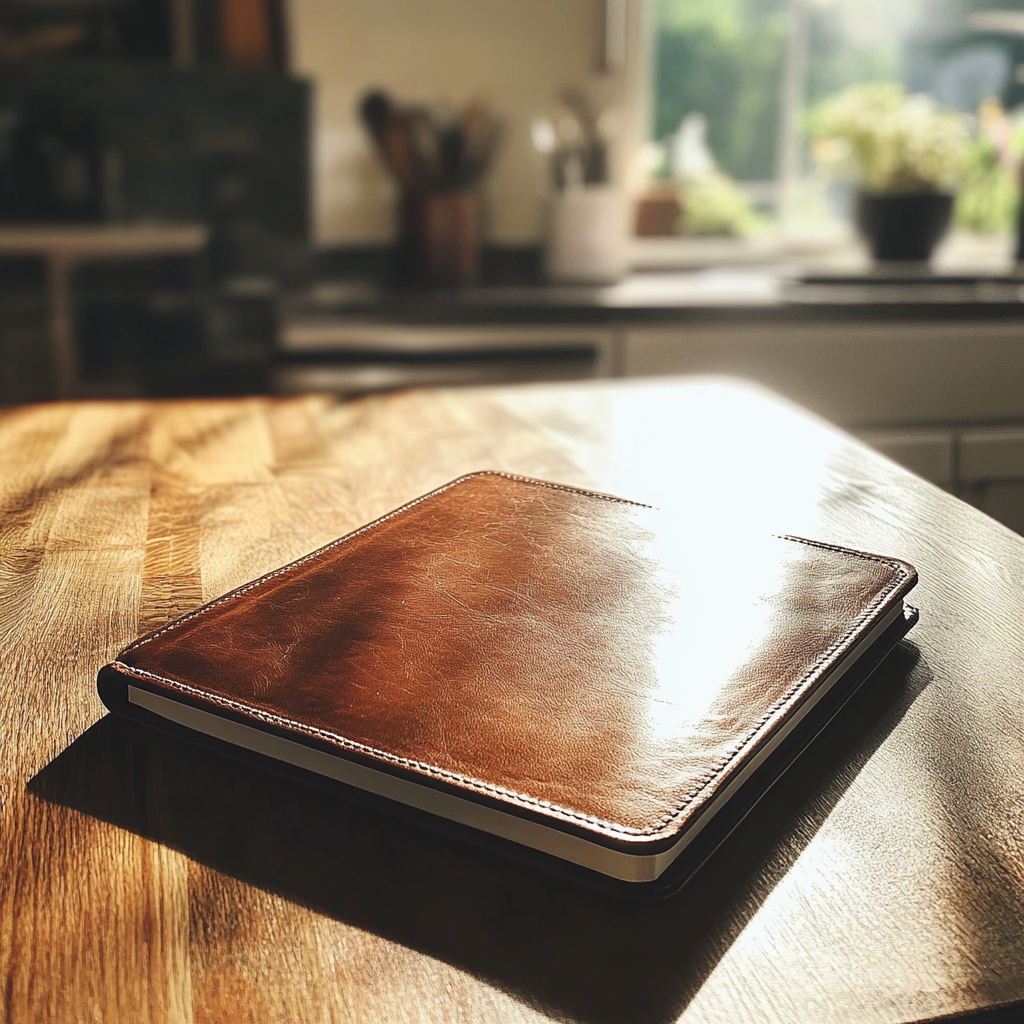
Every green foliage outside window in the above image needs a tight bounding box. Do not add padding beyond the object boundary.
[954,102,1024,234]
[955,138,1018,233]
[654,0,786,182]
[654,0,908,183]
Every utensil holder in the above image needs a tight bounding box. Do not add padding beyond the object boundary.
[397,190,481,286]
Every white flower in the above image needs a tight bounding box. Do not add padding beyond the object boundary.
[809,83,969,193]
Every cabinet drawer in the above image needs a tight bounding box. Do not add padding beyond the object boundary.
[623,321,1024,428]
[959,428,1024,483]
[856,429,954,486]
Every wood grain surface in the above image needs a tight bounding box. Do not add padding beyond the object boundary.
[2,378,1024,1024]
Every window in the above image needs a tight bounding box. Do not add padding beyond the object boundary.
[647,0,1024,253]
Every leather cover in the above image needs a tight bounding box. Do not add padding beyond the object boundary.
[97,471,917,864]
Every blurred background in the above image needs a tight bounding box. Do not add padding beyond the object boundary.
[4,0,1024,530]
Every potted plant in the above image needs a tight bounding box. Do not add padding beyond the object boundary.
[809,83,969,262]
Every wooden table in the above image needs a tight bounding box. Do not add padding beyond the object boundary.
[2,377,1023,1024]
[0,223,208,399]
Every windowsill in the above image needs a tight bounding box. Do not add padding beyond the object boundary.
[629,230,1016,277]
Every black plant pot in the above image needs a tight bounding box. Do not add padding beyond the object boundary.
[855,191,955,262]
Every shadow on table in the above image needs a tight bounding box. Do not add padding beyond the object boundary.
[31,642,925,1024]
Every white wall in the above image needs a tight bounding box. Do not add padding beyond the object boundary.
[289,0,646,246]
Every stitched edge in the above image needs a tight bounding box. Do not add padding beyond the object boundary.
[113,477,915,841]
[650,534,915,836]
[122,471,651,654]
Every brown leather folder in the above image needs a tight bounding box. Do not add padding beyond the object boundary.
[98,472,918,895]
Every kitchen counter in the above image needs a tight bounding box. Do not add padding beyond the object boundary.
[279,268,1024,429]
[286,268,1024,326]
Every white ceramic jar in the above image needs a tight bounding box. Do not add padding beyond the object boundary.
[544,185,629,283]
